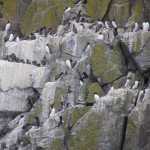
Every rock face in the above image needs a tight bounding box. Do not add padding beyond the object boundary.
[0,0,149,34]
[0,1,150,150]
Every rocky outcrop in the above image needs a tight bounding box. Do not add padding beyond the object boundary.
[0,0,149,34]
[0,1,150,150]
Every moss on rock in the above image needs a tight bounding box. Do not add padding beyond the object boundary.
[123,118,138,150]
[1,0,17,20]
[87,0,111,20]
[27,102,42,125]
[21,0,74,34]
[54,87,66,110]
[107,0,130,25]
[86,82,103,103]
[128,0,143,23]
[50,139,64,150]
[68,112,101,150]
[90,42,124,83]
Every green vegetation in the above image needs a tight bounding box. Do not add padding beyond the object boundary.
[2,0,17,20]
[129,0,143,22]
[50,139,64,150]
[90,43,123,82]
[68,112,101,150]
[54,87,66,110]
[87,0,111,19]
[86,82,103,103]
[27,103,42,125]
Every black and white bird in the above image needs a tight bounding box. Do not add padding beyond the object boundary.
[5,21,11,33]
[80,80,84,86]
[66,59,72,69]
[143,22,149,32]
[18,115,25,127]
[132,81,139,89]
[104,21,110,29]
[137,90,145,103]
[133,22,139,32]
[108,86,114,94]
[124,79,132,89]
[8,33,14,41]
[112,21,117,29]
[16,36,20,42]
[64,7,71,13]
[50,107,56,118]
[94,93,100,103]
[97,21,104,27]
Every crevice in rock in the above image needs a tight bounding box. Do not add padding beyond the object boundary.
[120,116,128,150]
[102,0,113,21]
[118,40,143,75]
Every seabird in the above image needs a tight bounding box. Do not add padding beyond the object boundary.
[83,42,91,53]
[124,79,132,89]
[18,115,25,127]
[112,21,117,29]
[133,22,139,32]
[66,59,72,69]
[64,7,71,13]
[132,81,139,89]
[16,36,20,42]
[8,33,14,41]
[94,93,100,103]
[5,21,11,32]
[108,86,114,94]
[80,80,84,86]
[50,107,56,118]
[137,90,145,103]
[105,21,110,29]
[143,22,149,32]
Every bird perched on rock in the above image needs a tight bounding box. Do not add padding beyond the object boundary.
[94,93,100,103]
[133,22,139,32]
[142,22,149,32]
[108,86,114,94]
[80,80,83,86]
[8,33,14,41]
[5,21,11,33]
[97,21,104,27]
[64,7,71,13]
[111,20,117,29]
[137,90,145,103]
[132,81,139,89]
[16,36,20,42]
[18,115,25,127]
[66,59,72,69]
[124,79,132,89]
[104,21,110,29]
[50,107,56,118]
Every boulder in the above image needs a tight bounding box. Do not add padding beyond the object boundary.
[90,41,126,83]
[69,88,135,150]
